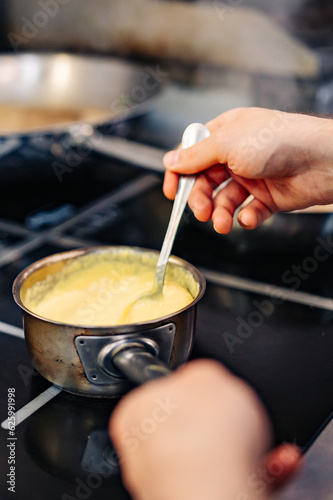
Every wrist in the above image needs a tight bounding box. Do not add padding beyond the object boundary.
[305,116,333,204]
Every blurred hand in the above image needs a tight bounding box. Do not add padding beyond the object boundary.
[163,107,333,233]
[109,359,301,500]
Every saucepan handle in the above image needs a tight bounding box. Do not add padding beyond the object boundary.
[111,342,171,385]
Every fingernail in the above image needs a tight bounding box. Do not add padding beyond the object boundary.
[239,211,255,229]
[163,150,179,168]
[280,444,301,464]
[239,216,249,228]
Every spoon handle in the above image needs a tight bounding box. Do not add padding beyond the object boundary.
[154,123,210,288]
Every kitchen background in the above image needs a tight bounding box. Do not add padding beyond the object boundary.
[0,1,332,500]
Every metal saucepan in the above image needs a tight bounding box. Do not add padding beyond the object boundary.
[0,52,167,177]
[12,246,206,398]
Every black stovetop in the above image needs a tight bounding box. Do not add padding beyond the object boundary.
[0,115,332,500]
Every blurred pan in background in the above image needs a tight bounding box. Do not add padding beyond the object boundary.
[0,52,164,181]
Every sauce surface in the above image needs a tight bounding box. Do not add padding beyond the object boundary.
[23,252,196,325]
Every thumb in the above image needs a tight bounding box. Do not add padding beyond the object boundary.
[260,443,302,493]
[163,135,223,174]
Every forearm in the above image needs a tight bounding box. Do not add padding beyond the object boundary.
[304,115,333,205]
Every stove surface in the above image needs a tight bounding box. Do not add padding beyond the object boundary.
[0,107,332,499]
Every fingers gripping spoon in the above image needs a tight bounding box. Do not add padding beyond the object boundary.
[122,123,210,323]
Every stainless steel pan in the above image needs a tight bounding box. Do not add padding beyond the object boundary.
[0,52,166,175]
[12,245,206,398]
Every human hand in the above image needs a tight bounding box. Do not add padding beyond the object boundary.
[109,359,301,500]
[163,108,333,233]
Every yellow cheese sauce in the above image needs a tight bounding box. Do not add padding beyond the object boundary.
[23,252,197,326]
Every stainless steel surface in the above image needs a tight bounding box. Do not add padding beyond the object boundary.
[124,123,210,320]
[0,52,160,135]
[6,0,319,77]
[0,52,162,167]
[12,246,205,397]
[76,131,168,173]
[152,175,195,291]
[75,324,175,384]
[149,123,210,290]
[112,343,171,385]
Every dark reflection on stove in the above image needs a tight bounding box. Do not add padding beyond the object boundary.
[81,429,120,475]
[24,390,131,499]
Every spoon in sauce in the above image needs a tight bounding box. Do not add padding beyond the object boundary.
[121,122,210,323]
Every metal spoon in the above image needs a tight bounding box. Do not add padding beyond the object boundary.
[122,122,210,322]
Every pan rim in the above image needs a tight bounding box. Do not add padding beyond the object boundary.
[12,245,206,330]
